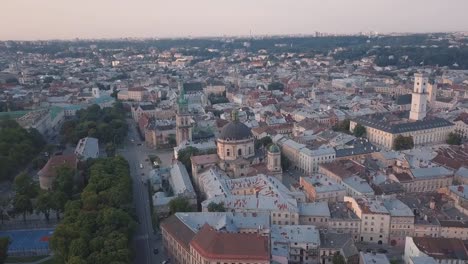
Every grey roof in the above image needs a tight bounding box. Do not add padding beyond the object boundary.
[74,137,99,159]
[139,104,156,111]
[360,252,390,264]
[410,166,453,179]
[218,120,253,141]
[335,138,379,158]
[455,167,468,178]
[395,94,412,105]
[352,112,453,134]
[298,202,331,217]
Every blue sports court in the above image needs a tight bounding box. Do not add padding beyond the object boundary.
[0,229,54,254]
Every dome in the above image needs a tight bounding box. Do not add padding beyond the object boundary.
[218,121,252,141]
[268,144,280,153]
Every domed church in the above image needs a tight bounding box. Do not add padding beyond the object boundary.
[214,110,282,178]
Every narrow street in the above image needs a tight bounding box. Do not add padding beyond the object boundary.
[118,119,167,264]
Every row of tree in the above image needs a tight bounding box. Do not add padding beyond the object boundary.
[50,157,135,264]
[10,166,75,224]
[60,102,127,145]
[0,119,45,182]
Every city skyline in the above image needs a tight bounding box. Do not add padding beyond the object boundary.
[2,0,468,40]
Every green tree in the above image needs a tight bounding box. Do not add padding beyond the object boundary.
[447,132,462,145]
[36,191,53,222]
[105,142,116,157]
[393,135,414,150]
[0,237,9,264]
[332,252,346,264]
[332,119,351,133]
[53,166,75,199]
[281,154,291,171]
[255,136,272,149]
[14,194,33,222]
[207,202,226,212]
[353,124,366,137]
[0,197,10,225]
[51,191,68,220]
[177,147,200,175]
[167,134,176,147]
[14,173,37,198]
[169,197,192,214]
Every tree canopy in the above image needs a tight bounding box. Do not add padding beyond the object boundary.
[168,197,192,214]
[50,157,135,264]
[0,120,45,182]
[353,124,366,137]
[447,132,462,145]
[0,237,9,264]
[332,119,351,134]
[207,202,226,212]
[393,135,414,150]
[177,147,200,175]
[60,103,127,145]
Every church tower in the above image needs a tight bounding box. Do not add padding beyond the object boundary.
[409,73,428,121]
[267,144,282,175]
[176,86,192,145]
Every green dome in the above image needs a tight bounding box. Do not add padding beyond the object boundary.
[268,144,280,153]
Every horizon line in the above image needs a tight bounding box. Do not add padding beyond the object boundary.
[1,30,467,43]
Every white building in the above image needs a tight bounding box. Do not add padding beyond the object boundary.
[74,137,99,160]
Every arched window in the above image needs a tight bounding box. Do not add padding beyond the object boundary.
[227,149,230,157]
[249,146,252,154]
[238,149,242,156]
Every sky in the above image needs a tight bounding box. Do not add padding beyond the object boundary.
[2,0,468,40]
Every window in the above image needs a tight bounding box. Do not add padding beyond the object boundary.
[238,149,242,156]
[227,149,230,156]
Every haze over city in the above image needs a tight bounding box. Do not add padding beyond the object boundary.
[2,0,468,40]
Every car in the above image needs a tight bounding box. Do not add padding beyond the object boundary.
[161,261,167,264]
[141,173,145,176]
[153,248,159,255]
[366,248,372,253]
[139,163,143,169]
[137,143,142,146]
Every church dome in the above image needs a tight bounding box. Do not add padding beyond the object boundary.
[218,121,252,141]
[268,144,280,153]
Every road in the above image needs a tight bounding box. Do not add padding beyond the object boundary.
[118,119,167,264]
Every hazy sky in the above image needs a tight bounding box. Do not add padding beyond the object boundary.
[2,0,468,40]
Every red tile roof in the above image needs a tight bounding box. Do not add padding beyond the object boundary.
[38,154,77,178]
[190,224,270,261]
[160,215,196,251]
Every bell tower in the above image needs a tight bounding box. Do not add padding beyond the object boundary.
[176,85,192,145]
[409,73,428,121]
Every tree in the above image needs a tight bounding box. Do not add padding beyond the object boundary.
[169,197,192,214]
[255,136,272,149]
[0,197,10,225]
[393,135,414,150]
[53,166,75,199]
[207,202,226,212]
[353,124,366,137]
[167,134,176,147]
[281,154,291,171]
[51,191,67,220]
[332,119,351,133]
[14,194,33,222]
[177,147,200,175]
[0,237,9,264]
[447,132,462,145]
[332,252,346,264]
[105,143,116,157]
[36,191,53,222]
[14,173,37,198]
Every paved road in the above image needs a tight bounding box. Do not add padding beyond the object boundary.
[119,119,166,264]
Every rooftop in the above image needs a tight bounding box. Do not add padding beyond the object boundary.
[359,252,390,264]
[412,237,468,260]
[298,202,331,217]
[190,224,270,261]
[410,166,453,179]
[353,112,453,134]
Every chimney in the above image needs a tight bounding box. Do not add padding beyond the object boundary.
[429,198,436,210]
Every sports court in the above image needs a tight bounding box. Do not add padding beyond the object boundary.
[0,229,54,255]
